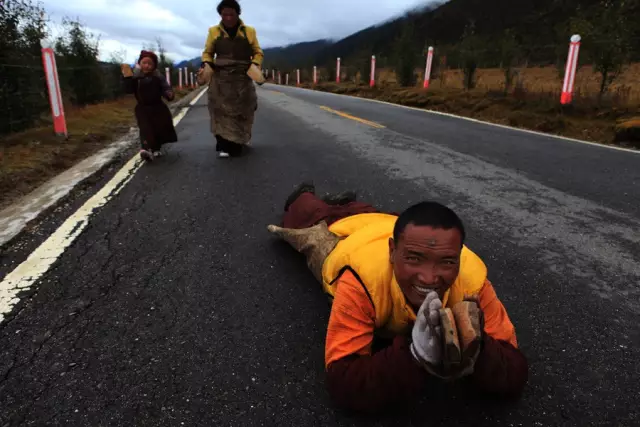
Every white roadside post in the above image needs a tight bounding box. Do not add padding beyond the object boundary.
[561,35,581,105]
[423,46,434,89]
[370,55,376,87]
[41,47,67,138]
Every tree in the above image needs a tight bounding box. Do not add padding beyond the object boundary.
[328,62,337,82]
[459,21,481,90]
[499,29,520,93]
[141,38,174,69]
[341,62,353,82]
[54,17,103,105]
[394,21,418,87]
[145,38,177,84]
[0,0,49,134]
[155,37,174,71]
[569,0,633,97]
[108,48,128,65]
[353,48,376,85]
[554,21,571,80]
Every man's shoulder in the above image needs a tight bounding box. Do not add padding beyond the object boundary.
[241,23,257,34]
[333,268,376,311]
[207,25,222,35]
[457,245,488,292]
[328,213,397,238]
[337,268,366,288]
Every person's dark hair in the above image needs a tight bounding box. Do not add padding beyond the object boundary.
[217,0,241,14]
[393,201,466,245]
[138,50,158,68]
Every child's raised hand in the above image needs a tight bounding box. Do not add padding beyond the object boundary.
[120,64,133,77]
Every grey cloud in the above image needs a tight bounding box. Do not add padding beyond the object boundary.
[43,0,434,60]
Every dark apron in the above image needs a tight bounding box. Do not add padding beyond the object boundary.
[207,27,258,145]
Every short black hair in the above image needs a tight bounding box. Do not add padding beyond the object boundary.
[392,201,466,245]
[217,0,241,14]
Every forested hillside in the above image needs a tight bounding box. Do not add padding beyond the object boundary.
[262,0,639,73]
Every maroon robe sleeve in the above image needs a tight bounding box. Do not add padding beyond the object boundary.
[326,335,431,414]
[323,270,430,414]
[471,335,529,396]
[470,280,529,396]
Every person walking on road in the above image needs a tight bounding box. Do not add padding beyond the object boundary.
[198,0,264,158]
[121,50,177,162]
[267,182,528,414]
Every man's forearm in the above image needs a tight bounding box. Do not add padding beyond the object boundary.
[471,335,529,396]
[325,336,428,414]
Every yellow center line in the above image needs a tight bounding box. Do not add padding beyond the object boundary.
[319,106,385,129]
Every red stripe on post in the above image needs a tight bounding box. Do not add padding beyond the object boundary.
[41,48,68,137]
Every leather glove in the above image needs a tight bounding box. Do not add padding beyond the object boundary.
[247,63,265,85]
[197,62,214,85]
[412,294,486,381]
[448,297,484,378]
[410,291,443,369]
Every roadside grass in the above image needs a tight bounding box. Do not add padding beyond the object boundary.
[299,79,640,150]
[0,88,195,210]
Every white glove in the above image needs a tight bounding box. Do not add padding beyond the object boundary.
[410,291,442,367]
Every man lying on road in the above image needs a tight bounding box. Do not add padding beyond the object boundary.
[267,182,528,414]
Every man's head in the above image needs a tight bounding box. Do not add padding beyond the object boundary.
[389,201,466,311]
[217,0,240,28]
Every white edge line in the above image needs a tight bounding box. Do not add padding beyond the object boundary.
[0,131,136,247]
[266,84,639,155]
[0,86,208,323]
[190,86,208,106]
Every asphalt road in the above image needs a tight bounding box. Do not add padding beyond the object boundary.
[0,83,639,426]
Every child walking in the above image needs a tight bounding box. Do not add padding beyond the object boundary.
[121,50,178,161]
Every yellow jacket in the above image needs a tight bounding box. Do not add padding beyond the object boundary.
[321,213,487,336]
[201,20,264,66]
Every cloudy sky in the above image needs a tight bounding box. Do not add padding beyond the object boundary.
[41,0,432,63]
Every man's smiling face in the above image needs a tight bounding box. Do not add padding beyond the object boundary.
[389,223,462,311]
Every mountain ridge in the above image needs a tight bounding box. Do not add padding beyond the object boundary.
[176,0,640,71]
